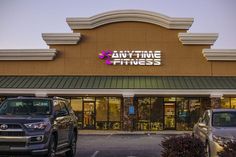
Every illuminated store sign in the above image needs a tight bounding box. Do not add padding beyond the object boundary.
[99,50,161,66]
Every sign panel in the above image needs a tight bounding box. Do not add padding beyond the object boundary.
[129,105,135,115]
[99,50,161,66]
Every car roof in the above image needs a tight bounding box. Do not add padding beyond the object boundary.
[6,97,52,100]
[4,97,69,102]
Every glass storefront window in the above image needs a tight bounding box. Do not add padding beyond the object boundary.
[200,98,211,112]
[137,97,150,131]
[176,97,209,131]
[221,97,236,109]
[189,98,201,128]
[164,97,176,102]
[221,98,230,108]
[96,97,108,130]
[150,97,163,131]
[71,98,82,111]
[231,98,236,109]
[164,102,175,129]
[176,98,190,130]
[109,97,121,130]
[71,98,83,129]
[109,97,121,121]
[68,96,213,131]
[96,97,108,121]
[83,97,95,101]
[83,102,95,129]
[138,98,150,120]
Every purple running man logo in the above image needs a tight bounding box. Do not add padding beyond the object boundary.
[98,50,113,65]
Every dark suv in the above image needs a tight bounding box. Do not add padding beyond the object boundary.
[0,97,78,157]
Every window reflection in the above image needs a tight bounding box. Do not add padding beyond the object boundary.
[231,98,236,109]
[176,98,190,130]
[189,98,201,128]
[164,103,175,129]
[83,102,95,129]
[221,98,230,108]
[67,96,213,131]
[96,97,108,130]
[71,98,83,129]
[151,98,163,130]
[83,97,95,101]
[109,97,121,130]
[137,97,163,131]
[137,98,150,131]
[96,97,108,121]
[176,97,207,130]
[164,97,176,102]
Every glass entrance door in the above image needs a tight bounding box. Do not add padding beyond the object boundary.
[83,102,95,129]
[164,103,176,129]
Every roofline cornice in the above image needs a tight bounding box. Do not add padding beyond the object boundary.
[178,33,218,45]
[0,49,57,60]
[42,33,81,45]
[66,10,194,30]
[202,49,236,61]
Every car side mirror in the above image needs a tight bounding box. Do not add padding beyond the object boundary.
[198,122,206,128]
[55,111,67,117]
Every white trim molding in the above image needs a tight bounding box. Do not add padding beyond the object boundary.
[178,33,218,45]
[202,49,236,61]
[42,33,81,45]
[122,93,135,98]
[0,89,235,96]
[66,10,194,30]
[210,93,223,98]
[35,92,48,97]
[0,49,57,60]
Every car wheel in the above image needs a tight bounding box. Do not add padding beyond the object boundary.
[66,132,77,157]
[206,142,211,157]
[46,135,56,157]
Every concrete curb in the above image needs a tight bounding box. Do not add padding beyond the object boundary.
[78,130,192,136]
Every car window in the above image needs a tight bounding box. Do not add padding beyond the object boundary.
[60,101,69,116]
[65,101,74,114]
[0,99,52,115]
[54,100,61,114]
[212,112,236,127]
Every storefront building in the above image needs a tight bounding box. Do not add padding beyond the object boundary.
[0,10,236,131]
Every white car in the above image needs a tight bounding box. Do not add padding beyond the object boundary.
[193,109,236,157]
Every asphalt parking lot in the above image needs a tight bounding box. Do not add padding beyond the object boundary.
[0,134,167,157]
[76,134,165,157]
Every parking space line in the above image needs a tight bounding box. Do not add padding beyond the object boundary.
[106,134,112,138]
[91,150,99,157]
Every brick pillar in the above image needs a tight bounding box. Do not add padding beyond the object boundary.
[210,94,222,109]
[122,94,135,131]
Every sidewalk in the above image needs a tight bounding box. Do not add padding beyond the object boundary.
[78,130,192,135]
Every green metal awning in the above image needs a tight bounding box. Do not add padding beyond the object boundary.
[0,76,235,89]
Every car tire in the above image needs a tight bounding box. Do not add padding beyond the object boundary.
[206,142,211,157]
[45,135,56,157]
[66,132,77,157]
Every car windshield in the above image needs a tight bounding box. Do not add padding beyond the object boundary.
[0,99,52,115]
[212,112,236,127]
